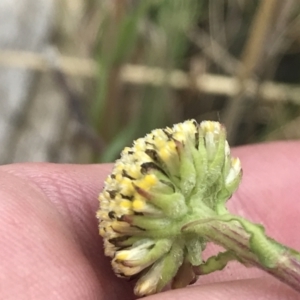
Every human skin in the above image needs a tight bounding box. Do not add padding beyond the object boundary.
[0,142,300,300]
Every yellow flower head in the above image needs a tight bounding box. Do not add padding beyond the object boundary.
[97,120,242,296]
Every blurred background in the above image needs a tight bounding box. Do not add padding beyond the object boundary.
[0,0,300,164]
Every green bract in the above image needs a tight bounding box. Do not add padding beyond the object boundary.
[97,120,242,296]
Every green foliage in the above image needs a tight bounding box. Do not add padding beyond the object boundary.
[88,0,300,162]
[92,0,204,162]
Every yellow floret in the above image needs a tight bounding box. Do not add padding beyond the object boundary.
[122,147,132,155]
[201,121,221,134]
[167,140,176,151]
[135,280,156,296]
[159,148,171,161]
[155,137,167,149]
[105,176,113,184]
[134,139,146,151]
[173,132,185,142]
[138,174,158,190]
[207,121,214,131]
[115,164,123,173]
[115,251,129,261]
[120,200,132,209]
[145,174,157,185]
[145,133,155,140]
[133,198,146,210]
[127,166,141,179]
[99,227,107,236]
[116,173,123,182]
[97,211,108,220]
[120,177,135,194]
[100,192,108,200]
[232,157,240,167]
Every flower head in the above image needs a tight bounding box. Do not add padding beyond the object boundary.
[97,120,242,296]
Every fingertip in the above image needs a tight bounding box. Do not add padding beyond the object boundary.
[144,277,300,300]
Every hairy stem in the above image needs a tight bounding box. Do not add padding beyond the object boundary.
[182,214,300,293]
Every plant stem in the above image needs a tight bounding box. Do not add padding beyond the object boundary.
[182,214,300,293]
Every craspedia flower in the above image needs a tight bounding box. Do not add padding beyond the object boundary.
[96,120,242,296]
